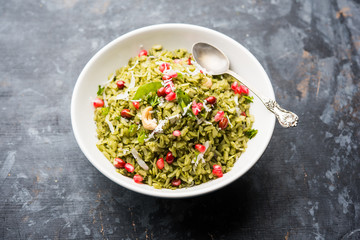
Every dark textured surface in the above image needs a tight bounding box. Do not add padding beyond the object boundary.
[1,0,360,239]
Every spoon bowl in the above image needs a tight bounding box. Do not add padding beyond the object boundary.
[192,42,299,128]
[192,42,229,75]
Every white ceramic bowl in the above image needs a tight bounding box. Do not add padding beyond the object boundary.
[71,23,275,198]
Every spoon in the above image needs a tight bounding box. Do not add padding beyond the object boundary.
[192,42,298,128]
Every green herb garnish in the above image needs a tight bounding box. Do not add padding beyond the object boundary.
[101,107,109,116]
[176,72,184,81]
[176,89,195,119]
[133,82,163,100]
[138,131,147,144]
[199,111,209,119]
[244,129,258,139]
[176,89,191,105]
[129,124,138,136]
[97,85,105,96]
[145,92,160,108]
[243,95,254,103]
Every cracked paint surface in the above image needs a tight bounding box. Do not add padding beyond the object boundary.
[1,0,359,239]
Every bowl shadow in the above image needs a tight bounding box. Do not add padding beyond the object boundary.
[147,174,263,239]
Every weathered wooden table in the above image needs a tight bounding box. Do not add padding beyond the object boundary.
[1,1,359,239]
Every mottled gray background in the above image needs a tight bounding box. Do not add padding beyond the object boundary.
[1,0,360,239]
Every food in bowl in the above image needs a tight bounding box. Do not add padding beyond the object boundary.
[93,45,257,189]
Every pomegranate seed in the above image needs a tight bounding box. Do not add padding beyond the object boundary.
[219,117,228,129]
[173,59,181,64]
[231,82,238,92]
[192,101,202,116]
[165,81,175,92]
[121,109,133,118]
[188,57,192,65]
[166,151,175,164]
[162,74,172,81]
[125,163,134,173]
[169,71,178,78]
[157,87,166,97]
[236,85,249,95]
[214,171,223,178]
[116,80,125,89]
[168,81,175,89]
[212,164,223,178]
[114,158,125,169]
[162,71,177,80]
[205,96,216,105]
[171,178,181,187]
[138,49,147,57]
[214,111,225,122]
[195,144,206,153]
[156,158,164,169]
[133,174,143,183]
[165,85,172,94]
[159,63,170,73]
[213,164,222,171]
[165,92,176,101]
[173,130,181,137]
[132,101,140,110]
[241,112,247,117]
[192,107,200,116]
[93,98,104,108]
[241,85,249,95]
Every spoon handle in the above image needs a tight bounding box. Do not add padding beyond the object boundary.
[227,70,298,128]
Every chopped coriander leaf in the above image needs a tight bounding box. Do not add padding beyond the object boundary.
[243,95,254,103]
[145,92,160,108]
[176,89,195,119]
[97,85,105,96]
[244,129,258,139]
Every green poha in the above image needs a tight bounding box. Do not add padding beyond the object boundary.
[93,45,257,189]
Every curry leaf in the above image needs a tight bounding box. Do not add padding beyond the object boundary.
[133,82,163,100]
[176,89,191,106]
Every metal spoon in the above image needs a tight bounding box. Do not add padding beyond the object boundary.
[192,42,298,128]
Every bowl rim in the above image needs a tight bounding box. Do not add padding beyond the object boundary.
[71,23,275,198]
